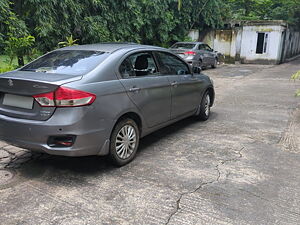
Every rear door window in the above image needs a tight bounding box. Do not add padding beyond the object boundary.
[119,52,158,78]
[154,51,191,75]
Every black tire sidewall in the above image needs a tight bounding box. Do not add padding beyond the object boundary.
[212,58,217,68]
[109,119,140,166]
[199,59,203,68]
[198,91,210,121]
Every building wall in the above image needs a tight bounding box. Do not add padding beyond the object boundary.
[198,28,243,63]
[188,30,199,41]
[281,30,300,61]
[201,30,215,48]
[213,30,234,62]
[195,21,300,64]
[235,28,243,61]
[240,25,285,64]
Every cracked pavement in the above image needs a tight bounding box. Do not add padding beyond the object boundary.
[0,60,300,225]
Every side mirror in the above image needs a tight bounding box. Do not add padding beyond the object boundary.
[193,66,202,74]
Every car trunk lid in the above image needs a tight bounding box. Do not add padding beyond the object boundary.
[0,71,82,121]
[169,48,194,59]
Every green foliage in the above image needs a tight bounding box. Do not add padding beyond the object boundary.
[26,48,43,62]
[0,65,17,73]
[4,35,35,66]
[226,0,300,27]
[178,0,182,10]
[0,55,18,73]
[58,35,79,47]
[3,0,227,51]
[291,71,300,97]
[291,71,300,80]
[0,54,32,73]
[2,0,299,55]
[0,0,29,52]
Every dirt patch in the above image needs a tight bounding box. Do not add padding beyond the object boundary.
[0,169,15,187]
[279,108,300,153]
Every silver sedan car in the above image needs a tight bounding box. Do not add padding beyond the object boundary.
[169,42,218,69]
[0,43,214,166]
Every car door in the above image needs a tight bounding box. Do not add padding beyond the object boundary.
[204,44,215,64]
[153,51,203,119]
[118,51,171,128]
[198,44,211,66]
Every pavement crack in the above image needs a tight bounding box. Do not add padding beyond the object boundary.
[165,147,244,224]
[220,147,244,165]
[165,166,221,225]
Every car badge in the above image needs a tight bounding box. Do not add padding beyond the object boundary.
[8,79,14,87]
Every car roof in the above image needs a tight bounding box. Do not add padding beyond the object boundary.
[58,42,165,53]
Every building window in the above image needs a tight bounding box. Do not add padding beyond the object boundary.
[256,33,269,54]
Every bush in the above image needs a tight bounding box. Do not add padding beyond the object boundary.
[0,65,16,73]
[4,35,35,67]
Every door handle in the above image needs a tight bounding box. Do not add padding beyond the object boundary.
[171,81,178,87]
[129,87,141,92]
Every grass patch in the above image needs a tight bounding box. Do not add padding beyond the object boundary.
[0,55,31,67]
[0,55,17,73]
[0,55,30,73]
[0,55,18,67]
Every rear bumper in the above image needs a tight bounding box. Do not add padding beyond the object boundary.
[0,107,111,157]
[185,59,200,67]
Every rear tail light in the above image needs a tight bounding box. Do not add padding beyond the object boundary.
[184,51,196,56]
[33,87,96,107]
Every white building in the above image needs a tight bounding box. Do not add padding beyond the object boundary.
[190,20,300,64]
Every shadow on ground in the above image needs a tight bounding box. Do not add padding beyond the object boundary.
[16,113,217,186]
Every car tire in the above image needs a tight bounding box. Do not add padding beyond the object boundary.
[211,58,217,68]
[109,118,140,166]
[195,91,211,121]
[199,59,203,68]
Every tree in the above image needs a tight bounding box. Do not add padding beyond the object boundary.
[4,35,35,66]
[5,0,227,52]
[226,0,300,28]
[0,0,28,52]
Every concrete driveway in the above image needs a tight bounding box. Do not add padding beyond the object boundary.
[0,60,300,225]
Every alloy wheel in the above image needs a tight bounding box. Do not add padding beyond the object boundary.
[115,125,137,160]
[205,94,210,116]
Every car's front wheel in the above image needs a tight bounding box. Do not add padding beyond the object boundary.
[195,91,211,121]
[211,58,218,68]
[199,59,203,68]
[109,118,139,166]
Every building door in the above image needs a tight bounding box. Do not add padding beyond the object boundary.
[256,32,269,54]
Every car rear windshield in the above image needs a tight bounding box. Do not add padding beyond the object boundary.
[21,50,108,76]
[170,43,196,49]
